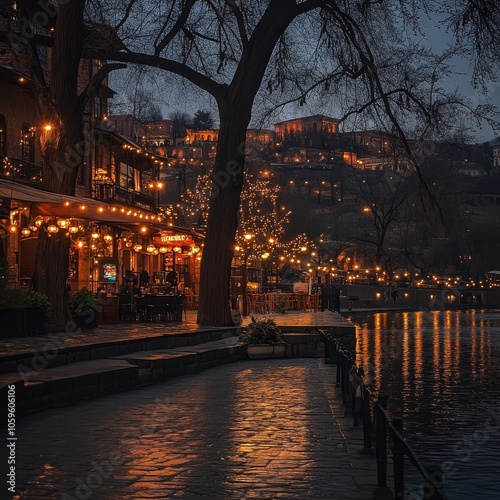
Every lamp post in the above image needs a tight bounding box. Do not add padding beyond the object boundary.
[241,233,253,316]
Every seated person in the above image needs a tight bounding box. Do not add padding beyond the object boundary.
[123,269,138,286]
[119,280,142,296]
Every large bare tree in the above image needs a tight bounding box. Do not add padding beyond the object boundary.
[97,0,499,325]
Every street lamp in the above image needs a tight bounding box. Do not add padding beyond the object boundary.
[241,233,253,316]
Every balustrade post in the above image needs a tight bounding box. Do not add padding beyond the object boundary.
[423,465,447,500]
[362,385,372,449]
[392,417,405,499]
[375,393,388,488]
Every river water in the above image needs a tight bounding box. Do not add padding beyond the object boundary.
[348,309,500,499]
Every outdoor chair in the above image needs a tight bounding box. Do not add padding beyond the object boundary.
[165,294,185,321]
[118,294,135,321]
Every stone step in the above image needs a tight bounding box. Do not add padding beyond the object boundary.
[0,337,246,423]
[115,338,247,385]
[0,328,239,374]
[0,359,140,420]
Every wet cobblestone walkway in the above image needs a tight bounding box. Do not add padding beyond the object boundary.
[11,359,376,499]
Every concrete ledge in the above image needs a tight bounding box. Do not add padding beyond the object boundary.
[282,333,324,358]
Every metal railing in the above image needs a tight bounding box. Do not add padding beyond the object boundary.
[93,181,156,211]
[320,332,448,499]
[1,156,43,184]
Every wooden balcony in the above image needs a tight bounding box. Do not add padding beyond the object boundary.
[93,180,157,211]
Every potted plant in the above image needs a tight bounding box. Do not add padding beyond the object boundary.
[240,317,287,359]
[68,287,98,329]
[0,288,51,336]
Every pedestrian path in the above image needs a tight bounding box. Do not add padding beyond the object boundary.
[11,358,380,499]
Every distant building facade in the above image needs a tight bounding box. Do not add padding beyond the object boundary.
[275,115,339,149]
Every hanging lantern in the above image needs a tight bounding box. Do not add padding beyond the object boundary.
[133,244,143,252]
[173,246,182,253]
[47,224,59,233]
[29,225,38,232]
[21,227,31,237]
[159,247,168,253]
[192,245,200,254]
[91,231,100,239]
[76,240,85,249]
[68,223,79,234]
[152,248,159,255]
[125,240,133,247]
[57,219,69,229]
[34,216,44,227]
[146,244,156,253]
[103,234,113,244]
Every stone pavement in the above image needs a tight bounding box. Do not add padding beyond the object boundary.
[9,358,382,500]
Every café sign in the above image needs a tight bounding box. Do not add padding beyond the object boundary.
[154,232,195,246]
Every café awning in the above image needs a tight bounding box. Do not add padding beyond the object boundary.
[0,178,204,239]
[0,178,163,226]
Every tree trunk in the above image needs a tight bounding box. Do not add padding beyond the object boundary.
[30,0,86,330]
[197,105,250,325]
[34,225,71,330]
[34,148,80,329]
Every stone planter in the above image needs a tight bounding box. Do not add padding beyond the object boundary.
[0,308,46,337]
[73,308,98,329]
[272,343,286,358]
[23,308,46,335]
[0,308,25,337]
[246,344,274,359]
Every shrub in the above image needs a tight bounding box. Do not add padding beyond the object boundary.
[68,287,97,316]
[240,317,285,345]
[0,287,51,318]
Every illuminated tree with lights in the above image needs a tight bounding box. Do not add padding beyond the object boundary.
[179,172,212,228]
[235,174,291,258]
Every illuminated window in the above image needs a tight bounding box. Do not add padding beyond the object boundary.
[20,123,35,163]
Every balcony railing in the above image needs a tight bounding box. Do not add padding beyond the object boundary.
[93,181,157,211]
[1,156,43,185]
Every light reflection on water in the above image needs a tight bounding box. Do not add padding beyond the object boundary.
[351,309,500,499]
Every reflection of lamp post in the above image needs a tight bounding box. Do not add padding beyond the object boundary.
[241,233,253,316]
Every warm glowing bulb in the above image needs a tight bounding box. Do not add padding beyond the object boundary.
[57,219,69,229]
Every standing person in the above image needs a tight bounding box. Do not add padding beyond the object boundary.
[139,269,150,287]
[123,269,138,286]
[166,269,178,287]
[391,288,399,304]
